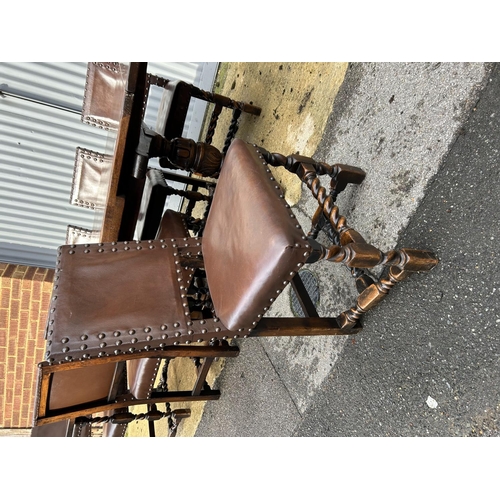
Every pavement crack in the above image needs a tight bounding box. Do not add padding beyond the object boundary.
[260,340,303,417]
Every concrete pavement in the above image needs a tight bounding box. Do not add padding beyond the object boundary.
[194,62,499,437]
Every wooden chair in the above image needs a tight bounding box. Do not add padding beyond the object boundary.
[76,62,257,241]
[81,62,261,150]
[135,168,215,241]
[32,139,437,435]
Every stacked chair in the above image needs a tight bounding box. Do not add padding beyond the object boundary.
[32,136,437,437]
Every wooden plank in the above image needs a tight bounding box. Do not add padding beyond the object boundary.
[40,344,240,373]
[35,390,221,427]
[250,317,361,337]
[291,273,319,318]
[192,357,213,396]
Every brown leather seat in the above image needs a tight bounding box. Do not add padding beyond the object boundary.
[202,139,310,331]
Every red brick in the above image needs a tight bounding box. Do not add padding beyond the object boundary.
[45,269,55,283]
[20,310,30,330]
[29,321,41,341]
[21,405,31,422]
[31,281,41,301]
[20,289,31,310]
[11,279,21,297]
[9,299,20,320]
[7,356,15,371]
[17,328,27,347]
[13,269,27,280]
[12,412,21,427]
[0,328,6,345]
[16,347,26,362]
[30,299,41,318]
[0,262,9,275]
[41,291,51,312]
[15,377,24,392]
[1,288,11,309]
[2,265,17,279]
[33,270,47,282]
[0,308,9,329]
[24,267,37,280]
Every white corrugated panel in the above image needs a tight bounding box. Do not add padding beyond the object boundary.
[0,62,218,268]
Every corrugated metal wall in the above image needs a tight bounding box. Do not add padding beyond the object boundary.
[0,62,218,268]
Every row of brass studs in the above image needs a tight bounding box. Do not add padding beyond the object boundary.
[236,144,312,335]
[46,240,193,361]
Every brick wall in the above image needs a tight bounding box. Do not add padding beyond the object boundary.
[0,262,54,429]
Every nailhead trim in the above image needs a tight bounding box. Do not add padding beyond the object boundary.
[223,143,313,334]
[82,63,123,130]
[45,240,194,363]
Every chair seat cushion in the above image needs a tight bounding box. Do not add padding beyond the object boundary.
[202,139,311,331]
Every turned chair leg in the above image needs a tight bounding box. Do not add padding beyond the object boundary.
[255,145,438,332]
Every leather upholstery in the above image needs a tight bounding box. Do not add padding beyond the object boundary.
[81,62,127,130]
[157,209,190,240]
[31,419,92,437]
[46,240,190,363]
[70,147,111,210]
[48,363,116,411]
[202,139,311,331]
